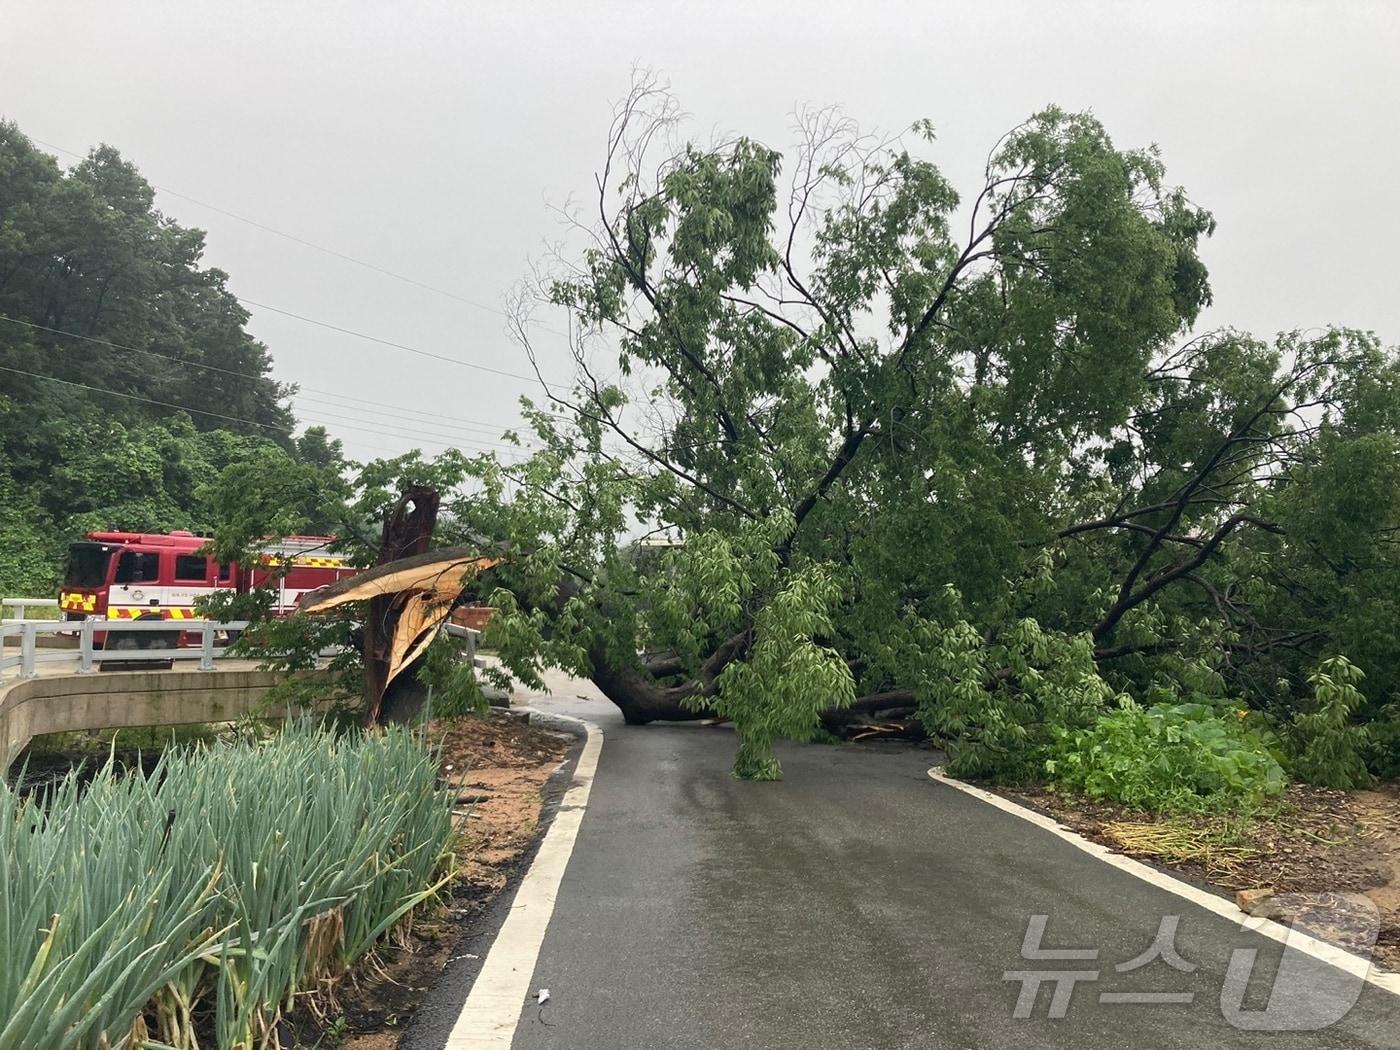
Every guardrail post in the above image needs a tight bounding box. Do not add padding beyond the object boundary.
[200,623,216,671]
[78,618,96,673]
[20,623,37,679]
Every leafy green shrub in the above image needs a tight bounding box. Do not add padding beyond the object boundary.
[1290,656,1373,788]
[1046,701,1287,812]
[0,723,454,1049]
[1365,707,1400,779]
[916,617,1111,782]
[419,629,489,718]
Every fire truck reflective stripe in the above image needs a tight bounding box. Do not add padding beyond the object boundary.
[106,607,198,620]
[59,592,98,611]
[258,556,346,568]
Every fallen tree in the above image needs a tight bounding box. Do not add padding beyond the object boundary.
[215,76,1400,782]
[460,78,1397,779]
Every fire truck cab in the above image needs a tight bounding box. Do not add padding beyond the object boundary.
[59,531,355,626]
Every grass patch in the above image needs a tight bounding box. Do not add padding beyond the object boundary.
[1101,818,1263,879]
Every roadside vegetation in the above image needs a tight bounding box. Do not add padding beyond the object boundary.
[0,724,454,1049]
[0,122,349,597]
[953,653,1378,814]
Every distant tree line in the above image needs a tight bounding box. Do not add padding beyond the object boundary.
[0,123,345,594]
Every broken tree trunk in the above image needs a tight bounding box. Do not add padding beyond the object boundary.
[362,486,440,724]
[587,641,710,724]
[304,521,925,737]
[301,545,500,726]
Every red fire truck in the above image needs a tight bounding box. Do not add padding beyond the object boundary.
[58,531,357,628]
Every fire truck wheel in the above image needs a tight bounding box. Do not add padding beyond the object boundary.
[105,613,177,668]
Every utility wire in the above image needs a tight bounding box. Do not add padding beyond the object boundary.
[0,313,561,439]
[293,385,569,430]
[232,296,551,383]
[0,363,290,432]
[275,401,531,451]
[22,138,584,412]
[292,391,527,440]
[0,363,528,456]
[29,135,570,335]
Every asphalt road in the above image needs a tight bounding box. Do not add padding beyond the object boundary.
[411,685,1400,1050]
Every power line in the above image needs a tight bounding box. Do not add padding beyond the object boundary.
[0,313,269,384]
[0,363,289,432]
[293,385,569,430]
[0,363,529,456]
[0,313,561,439]
[292,391,526,440]
[29,135,556,330]
[33,135,577,347]
[283,401,531,451]
[336,433,530,466]
[233,296,552,384]
[22,137,583,395]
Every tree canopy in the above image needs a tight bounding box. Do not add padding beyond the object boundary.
[367,81,1398,783]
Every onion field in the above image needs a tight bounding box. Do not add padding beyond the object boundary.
[0,725,455,1049]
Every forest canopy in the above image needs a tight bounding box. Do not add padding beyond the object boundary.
[0,123,344,593]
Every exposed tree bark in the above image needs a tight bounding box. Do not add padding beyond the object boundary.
[820,688,918,729]
[587,643,710,724]
[363,486,440,725]
[639,652,687,678]
[587,626,753,724]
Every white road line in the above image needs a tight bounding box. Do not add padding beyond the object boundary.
[445,713,603,1048]
[927,766,1400,998]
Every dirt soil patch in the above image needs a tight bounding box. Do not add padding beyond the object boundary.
[995,781,1400,973]
[286,711,575,1049]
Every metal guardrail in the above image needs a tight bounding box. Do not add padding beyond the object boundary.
[0,597,59,621]
[2,598,480,682]
[443,622,482,669]
[0,617,254,681]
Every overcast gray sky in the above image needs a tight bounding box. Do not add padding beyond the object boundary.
[4,1,1397,463]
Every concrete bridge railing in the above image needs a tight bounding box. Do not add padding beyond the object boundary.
[1,600,483,769]
[0,597,59,622]
[1,600,480,681]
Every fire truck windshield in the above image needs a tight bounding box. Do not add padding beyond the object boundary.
[64,543,112,588]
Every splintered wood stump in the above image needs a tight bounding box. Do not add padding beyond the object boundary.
[298,486,502,727]
[364,485,440,724]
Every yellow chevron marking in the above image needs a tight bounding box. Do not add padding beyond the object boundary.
[106,608,197,620]
[260,555,346,568]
